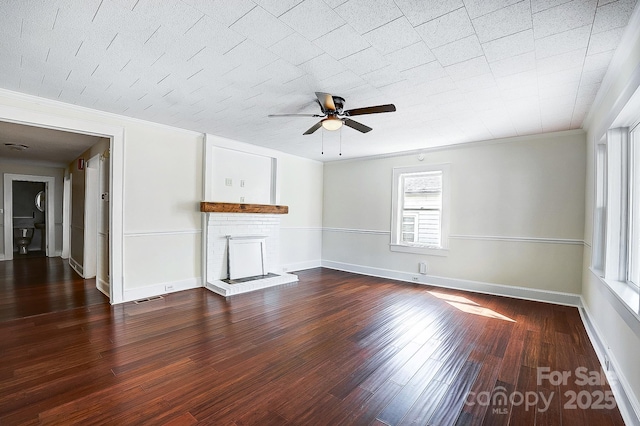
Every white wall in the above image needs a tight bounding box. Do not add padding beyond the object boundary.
[323,131,586,295]
[210,147,272,204]
[122,124,203,293]
[581,9,640,420]
[279,153,323,271]
[204,135,323,272]
[0,163,64,258]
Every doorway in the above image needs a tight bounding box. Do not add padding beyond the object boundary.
[0,104,125,304]
[3,174,55,261]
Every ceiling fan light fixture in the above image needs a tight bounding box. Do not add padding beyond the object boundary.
[321,117,343,131]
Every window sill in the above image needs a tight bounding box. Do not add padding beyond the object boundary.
[389,243,449,256]
[590,267,640,323]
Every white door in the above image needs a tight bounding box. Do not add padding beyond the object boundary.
[62,174,71,259]
[83,155,99,279]
[97,154,110,296]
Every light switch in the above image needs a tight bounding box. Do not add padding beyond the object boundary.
[240,180,245,187]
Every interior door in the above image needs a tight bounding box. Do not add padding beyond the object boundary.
[97,153,110,296]
[83,155,99,279]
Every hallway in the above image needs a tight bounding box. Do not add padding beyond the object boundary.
[0,257,108,322]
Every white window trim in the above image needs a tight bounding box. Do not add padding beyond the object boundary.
[592,126,640,320]
[604,128,629,282]
[627,123,640,287]
[390,163,450,256]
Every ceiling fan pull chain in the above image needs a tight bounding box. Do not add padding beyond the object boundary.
[321,129,324,155]
[339,127,342,156]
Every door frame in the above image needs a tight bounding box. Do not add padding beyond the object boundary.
[0,102,125,304]
[3,174,55,260]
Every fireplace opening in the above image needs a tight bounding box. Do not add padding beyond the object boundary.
[227,235,277,281]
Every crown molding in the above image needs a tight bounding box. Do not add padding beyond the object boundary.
[324,129,586,164]
[583,3,640,134]
[0,88,203,138]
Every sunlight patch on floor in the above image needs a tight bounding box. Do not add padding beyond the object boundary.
[428,291,515,322]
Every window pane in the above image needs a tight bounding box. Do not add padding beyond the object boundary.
[593,143,607,273]
[629,128,640,287]
[401,171,442,247]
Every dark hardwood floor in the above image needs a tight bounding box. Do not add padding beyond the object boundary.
[0,257,108,322]
[0,261,624,425]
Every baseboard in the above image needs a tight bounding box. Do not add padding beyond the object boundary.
[69,257,83,277]
[282,260,322,273]
[96,278,110,297]
[579,301,640,426]
[122,277,202,303]
[320,260,582,307]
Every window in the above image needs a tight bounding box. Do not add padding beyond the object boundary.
[593,128,630,282]
[591,125,640,317]
[391,164,450,255]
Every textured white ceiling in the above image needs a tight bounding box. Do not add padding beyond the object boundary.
[0,0,637,161]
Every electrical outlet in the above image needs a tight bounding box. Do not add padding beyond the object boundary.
[240,197,245,202]
[411,276,419,282]
[225,178,232,186]
[165,284,174,292]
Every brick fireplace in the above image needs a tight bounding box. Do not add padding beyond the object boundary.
[201,202,298,296]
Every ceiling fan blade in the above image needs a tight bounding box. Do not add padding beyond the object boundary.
[344,104,396,116]
[268,113,322,117]
[343,118,372,133]
[303,121,323,135]
[315,92,336,112]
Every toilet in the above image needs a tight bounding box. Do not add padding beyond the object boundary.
[14,228,34,255]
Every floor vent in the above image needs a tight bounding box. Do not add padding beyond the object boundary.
[133,295,164,304]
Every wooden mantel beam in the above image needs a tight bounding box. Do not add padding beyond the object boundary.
[200,202,289,214]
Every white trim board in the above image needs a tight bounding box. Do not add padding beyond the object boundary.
[0,88,202,138]
[580,302,640,426]
[322,228,585,246]
[69,257,83,277]
[124,229,201,237]
[122,277,202,303]
[325,129,586,164]
[320,260,582,307]
[323,227,390,235]
[282,260,322,273]
[450,234,584,245]
[584,3,640,133]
